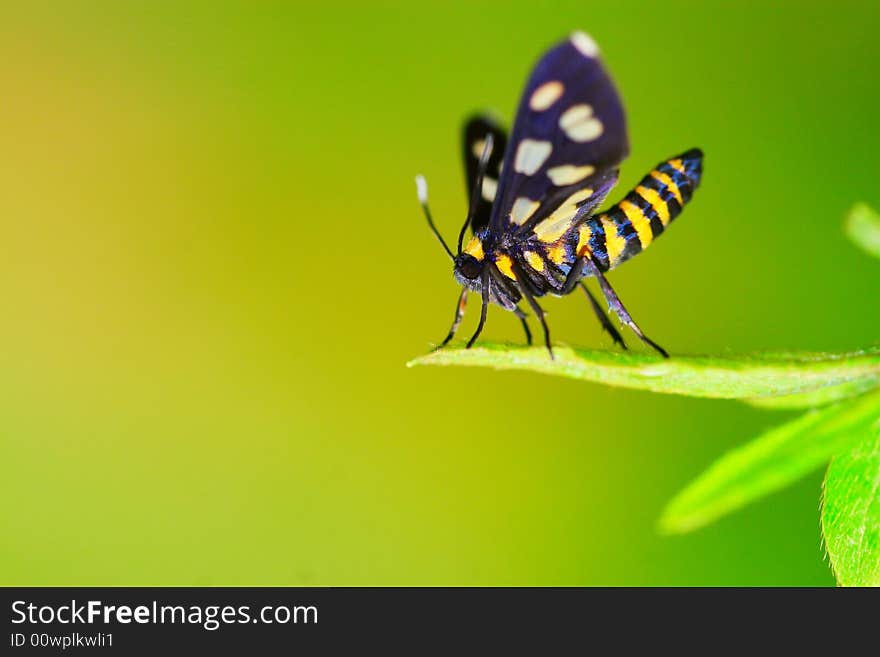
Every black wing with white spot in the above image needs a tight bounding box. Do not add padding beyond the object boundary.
[489,32,629,235]
[462,115,507,232]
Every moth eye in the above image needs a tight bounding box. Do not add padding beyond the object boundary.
[457,255,483,280]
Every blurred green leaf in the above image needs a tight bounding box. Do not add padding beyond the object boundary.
[409,344,880,401]
[845,203,880,259]
[659,390,880,534]
[744,376,880,409]
[822,427,880,586]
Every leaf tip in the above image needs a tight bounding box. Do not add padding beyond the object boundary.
[406,349,446,369]
[656,504,707,536]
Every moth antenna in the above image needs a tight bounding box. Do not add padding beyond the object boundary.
[458,133,494,255]
[415,174,454,260]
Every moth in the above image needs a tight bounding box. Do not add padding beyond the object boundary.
[416,31,702,358]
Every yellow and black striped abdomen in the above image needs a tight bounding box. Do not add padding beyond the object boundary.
[577,149,703,271]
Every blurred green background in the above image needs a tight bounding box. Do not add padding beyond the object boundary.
[1,1,878,585]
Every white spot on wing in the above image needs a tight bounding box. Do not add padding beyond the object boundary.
[510,197,539,225]
[514,139,553,175]
[547,164,595,186]
[570,31,599,58]
[481,177,497,202]
[529,81,564,111]
[471,138,486,159]
[559,104,604,142]
[533,188,594,242]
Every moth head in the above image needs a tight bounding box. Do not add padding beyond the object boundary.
[454,252,484,281]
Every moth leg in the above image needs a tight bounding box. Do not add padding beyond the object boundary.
[466,270,491,349]
[513,307,533,346]
[580,256,669,358]
[437,287,468,349]
[485,260,532,347]
[561,256,588,295]
[579,282,627,350]
[511,262,553,359]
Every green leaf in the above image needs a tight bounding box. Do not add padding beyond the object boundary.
[659,389,880,534]
[744,376,880,410]
[845,203,880,259]
[409,344,880,401]
[822,425,880,586]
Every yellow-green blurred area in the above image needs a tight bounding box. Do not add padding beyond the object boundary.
[1,1,878,585]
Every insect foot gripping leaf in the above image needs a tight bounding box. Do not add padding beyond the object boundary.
[822,423,880,587]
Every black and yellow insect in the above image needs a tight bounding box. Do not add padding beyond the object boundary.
[416,31,703,358]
